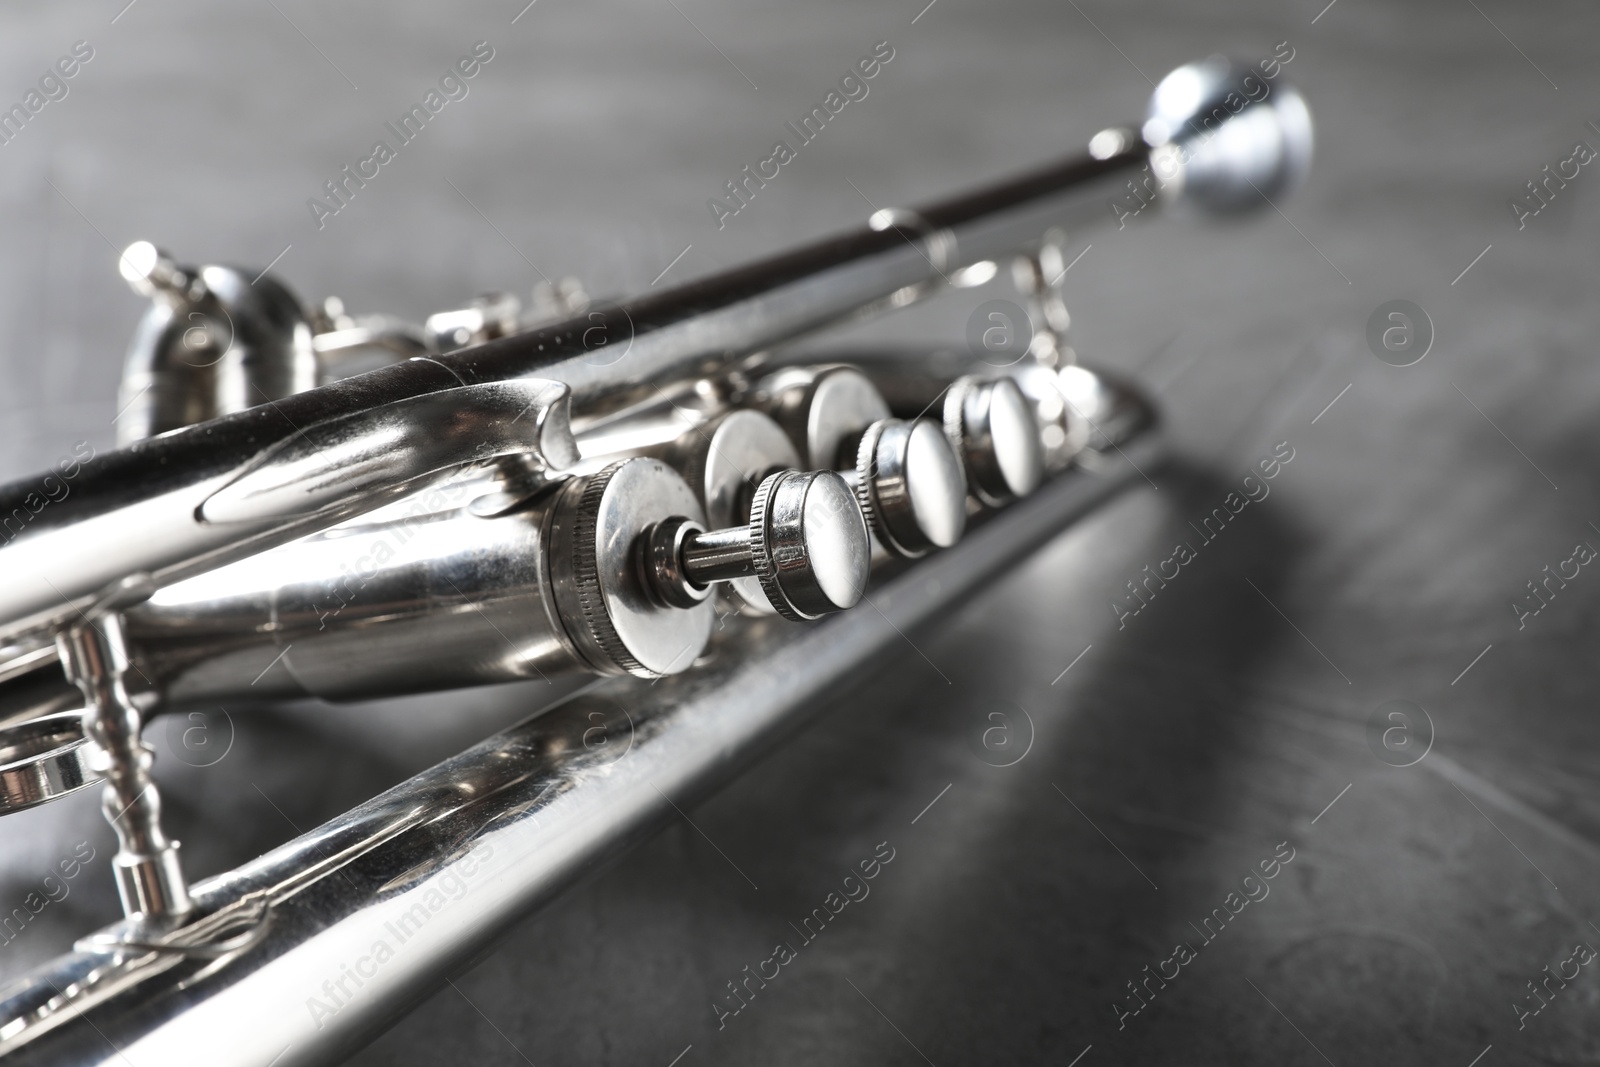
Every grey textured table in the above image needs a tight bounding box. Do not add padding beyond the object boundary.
[2,0,1598,1063]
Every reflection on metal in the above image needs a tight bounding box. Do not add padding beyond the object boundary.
[0,711,98,814]
[0,55,1310,645]
[116,242,318,446]
[0,54,1308,1063]
[0,387,1160,1065]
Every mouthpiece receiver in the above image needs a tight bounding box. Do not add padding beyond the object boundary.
[1142,55,1313,217]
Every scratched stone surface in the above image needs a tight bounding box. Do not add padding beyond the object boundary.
[1,0,1598,1063]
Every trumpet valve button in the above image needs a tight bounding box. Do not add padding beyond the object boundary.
[747,470,870,621]
[945,375,1045,507]
[855,418,967,558]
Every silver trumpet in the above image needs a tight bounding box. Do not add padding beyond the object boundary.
[0,57,1309,1065]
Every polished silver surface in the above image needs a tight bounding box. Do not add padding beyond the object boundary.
[677,524,757,584]
[127,480,576,703]
[574,390,722,469]
[579,387,908,618]
[129,458,714,698]
[748,469,870,621]
[116,242,318,446]
[0,658,78,738]
[0,54,1307,1064]
[0,643,56,690]
[199,379,578,525]
[0,390,1160,1066]
[749,366,967,560]
[640,516,715,610]
[945,375,1046,507]
[665,468,872,622]
[603,406,798,616]
[425,291,522,353]
[57,613,192,921]
[98,459,748,709]
[677,410,799,614]
[1056,362,1159,470]
[0,361,1138,760]
[310,301,432,379]
[549,458,714,678]
[0,378,578,648]
[1012,234,1075,368]
[762,348,1123,477]
[761,350,1074,490]
[754,365,892,470]
[0,711,98,815]
[1143,56,1313,217]
[675,409,799,531]
[852,417,967,558]
[1008,361,1089,471]
[0,62,1307,647]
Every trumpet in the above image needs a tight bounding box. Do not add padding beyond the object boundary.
[0,56,1310,1065]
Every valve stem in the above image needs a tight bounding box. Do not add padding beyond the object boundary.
[641,469,870,622]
